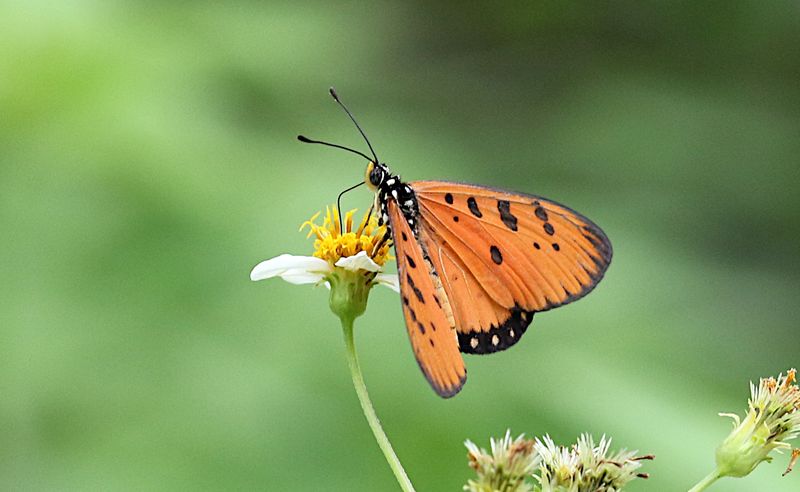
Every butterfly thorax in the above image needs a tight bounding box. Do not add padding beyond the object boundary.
[370,163,420,237]
[377,174,419,236]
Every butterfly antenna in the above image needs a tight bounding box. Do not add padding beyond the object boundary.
[336,181,366,229]
[329,87,379,164]
[296,135,373,162]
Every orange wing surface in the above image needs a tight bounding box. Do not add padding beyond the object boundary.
[411,181,612,354]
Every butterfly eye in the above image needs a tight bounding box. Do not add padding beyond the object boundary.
[365,162,382,191]
[369,164,384,187]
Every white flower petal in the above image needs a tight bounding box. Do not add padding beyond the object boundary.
[279,269,328,285]
[374,273,400,293]
[250,254,330,281]
[335,251,382,273]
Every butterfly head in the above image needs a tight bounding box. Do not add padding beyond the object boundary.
[365,161,390,192]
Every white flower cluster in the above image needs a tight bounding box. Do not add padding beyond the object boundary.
[464,431,652,492]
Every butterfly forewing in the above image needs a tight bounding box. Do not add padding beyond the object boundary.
[411,180,612,354]
[387,200,467,397]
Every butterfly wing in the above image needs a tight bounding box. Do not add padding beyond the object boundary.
[411,180,612,354]
[386,199,467,397]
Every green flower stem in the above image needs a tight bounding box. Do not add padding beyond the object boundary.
[340,315,416,492]
[687,469,721,492]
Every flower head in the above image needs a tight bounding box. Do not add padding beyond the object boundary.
[464,431,652,492]
[301,205,391,267]
[533,434,652,492]
[464,431,539,492]
[715,368,800,478]
[250,205,397,320]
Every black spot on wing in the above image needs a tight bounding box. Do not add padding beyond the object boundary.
[406,273,425,303]
[444,193,454,204]
[490,245,503,265]
[405,255,416,268]
[543,223,555,235]
[458,307,534,354]
[534,205,549,221]
[497,200,518,231]
[467,197,482,217]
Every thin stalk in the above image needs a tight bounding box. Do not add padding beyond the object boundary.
[687,469,721,492]
[340,316,416,492]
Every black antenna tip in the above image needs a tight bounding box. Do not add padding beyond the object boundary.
[329,87,340,101]
[297,135,311,143]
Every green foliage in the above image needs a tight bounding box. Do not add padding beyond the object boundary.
[1,1,798,490]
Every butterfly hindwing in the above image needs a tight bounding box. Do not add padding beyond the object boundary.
[418,218,537,354]
[387,200,467,397]
[411,180,612,354]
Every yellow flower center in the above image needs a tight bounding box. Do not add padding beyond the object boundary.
[300,205,392,267]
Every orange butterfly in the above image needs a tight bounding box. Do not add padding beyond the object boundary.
[300,89,612,398]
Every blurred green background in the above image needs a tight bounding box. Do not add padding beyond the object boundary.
[2,1,798,490]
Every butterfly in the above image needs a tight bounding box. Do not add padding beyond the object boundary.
[300,89,612,398]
